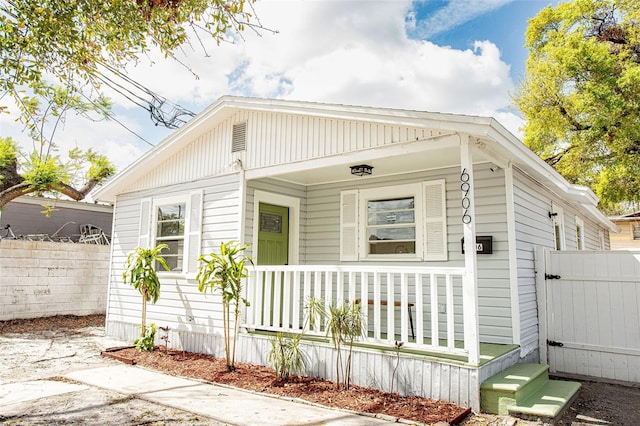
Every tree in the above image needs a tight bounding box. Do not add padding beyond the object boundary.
[0,0,264,207]
[196,241,252,371]
[0,137,115,208]
[122,243,170,349]
[515,0,640,212]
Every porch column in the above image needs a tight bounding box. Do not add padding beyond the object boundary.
[460,134,480,366]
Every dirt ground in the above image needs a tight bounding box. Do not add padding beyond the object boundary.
[2,315,640,425]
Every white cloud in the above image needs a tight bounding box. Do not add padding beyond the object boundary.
[410,0,513,39]
[2,0,524,172]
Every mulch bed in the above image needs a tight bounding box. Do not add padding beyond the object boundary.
[108,346,471,425]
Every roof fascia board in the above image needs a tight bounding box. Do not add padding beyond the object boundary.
[93,97,232,201]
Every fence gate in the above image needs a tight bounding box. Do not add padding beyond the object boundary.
[536,248,640,383]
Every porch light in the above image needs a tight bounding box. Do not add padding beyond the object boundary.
[350,164,373,176]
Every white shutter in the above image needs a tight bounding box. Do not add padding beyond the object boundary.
[340,190,359,261]
[186,190,203,274]
[423,180,447,261]
[138,199,151,248]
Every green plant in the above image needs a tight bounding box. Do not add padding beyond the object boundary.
[197,241,253,372]
[390,340,404,393]
[268,332,306,382]
[327,301,363,389]
[134,323,157,352]
[122,244,170,340]
[306,298,363,390]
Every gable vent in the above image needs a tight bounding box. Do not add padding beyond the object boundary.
[232,121,247,153]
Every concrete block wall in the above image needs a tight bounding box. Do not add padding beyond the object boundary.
[0,240,110,320]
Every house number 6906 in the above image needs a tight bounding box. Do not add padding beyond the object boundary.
[461,169,471,224]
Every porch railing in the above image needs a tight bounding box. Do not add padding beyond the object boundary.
[244,265,475,362]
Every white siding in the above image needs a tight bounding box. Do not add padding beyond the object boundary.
[120,110,449,195]
[107,173,242,334]
[300,163,512,344]
[513,167,609,357]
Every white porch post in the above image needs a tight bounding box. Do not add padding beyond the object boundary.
[460,134,480,366]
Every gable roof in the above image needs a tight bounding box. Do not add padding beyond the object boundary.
[93,96,616,232]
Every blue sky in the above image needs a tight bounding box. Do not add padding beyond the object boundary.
[1,0,559,172]
[413,0,549,81]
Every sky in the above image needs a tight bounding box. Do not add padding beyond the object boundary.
[0,0,559,173]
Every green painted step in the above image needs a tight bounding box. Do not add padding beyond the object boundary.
[481,363,550,415]
[508,379,581,419]
[480,363,581,421]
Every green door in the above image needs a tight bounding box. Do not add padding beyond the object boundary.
[257,203,289,265]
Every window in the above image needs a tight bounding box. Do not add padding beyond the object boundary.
[367,197,416,255]
[138,192,202,275]
[551,204,565,250]
[156,203,186,271]
[575,217,584,250]
[633,224,640,240]
[340,180,447,261]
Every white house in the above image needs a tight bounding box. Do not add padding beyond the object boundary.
[94,96,615,411]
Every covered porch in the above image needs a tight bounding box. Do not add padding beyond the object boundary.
[242,133,498,366]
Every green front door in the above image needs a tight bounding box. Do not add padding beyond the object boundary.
[257,203,289,265]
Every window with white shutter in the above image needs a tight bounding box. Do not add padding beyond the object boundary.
[339,180,447,261]
[138,194,203,274]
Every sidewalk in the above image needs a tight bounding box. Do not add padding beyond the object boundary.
[0,330,396,425]
[64,364,395,425]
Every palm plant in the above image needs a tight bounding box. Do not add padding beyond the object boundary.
[196,241,252,371]
[268,332,306,381]
[326,301,363,389]
[122,244,169,349]
[305,298,364,389]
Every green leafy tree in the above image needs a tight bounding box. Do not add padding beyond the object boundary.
[197,241,252,371]
[0,136,115,208]
[1,0,263,130]
[515,0,640,212]
[123,244,170,348]
[0,1,266,207]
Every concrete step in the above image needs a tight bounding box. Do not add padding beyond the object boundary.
[481,363,549,415]
[508,379,581,421]
[480,363,581,423]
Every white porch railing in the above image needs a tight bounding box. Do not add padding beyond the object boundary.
[244,265,477,362]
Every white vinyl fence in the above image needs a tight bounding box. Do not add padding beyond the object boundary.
[536,248,640,383]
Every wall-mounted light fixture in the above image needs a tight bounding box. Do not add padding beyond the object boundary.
[548,211,558,219]
[350,164,373,176]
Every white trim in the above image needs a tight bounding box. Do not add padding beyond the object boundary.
[238,168,247,243]
[599,230,606,250]
[460,134,480,366]
[245,134,459,182]
[358,183,424,261]
[152,194,190,273]
[575,216,585,250]
[504,164,521,348]
[252,190,300,265]
[551,204,565,250]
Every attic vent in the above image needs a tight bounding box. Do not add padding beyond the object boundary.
[232,121,247,153]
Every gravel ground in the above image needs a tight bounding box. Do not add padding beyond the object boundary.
[1,315,640,425]
[0,315,220,425]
